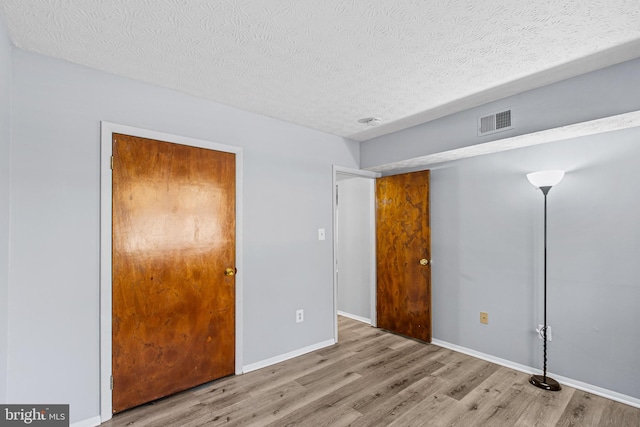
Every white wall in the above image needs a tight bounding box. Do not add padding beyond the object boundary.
[7,49,359,423]
[0,9,11,404]
[430,129,640,400]
[337,177,373,321]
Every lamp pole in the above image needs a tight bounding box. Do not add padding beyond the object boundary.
[527,171,563,392]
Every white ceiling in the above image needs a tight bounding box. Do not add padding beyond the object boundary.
[1,0,639,141]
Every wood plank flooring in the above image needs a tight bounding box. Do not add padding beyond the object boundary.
[102,316,640,426]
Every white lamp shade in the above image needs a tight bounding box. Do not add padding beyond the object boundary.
[527,170,565,188]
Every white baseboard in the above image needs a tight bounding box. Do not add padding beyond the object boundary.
[71,415,101,427]
[432,339,640,409]
[337,311,371,324]
[242,339,335,374]
[431,339,537,375]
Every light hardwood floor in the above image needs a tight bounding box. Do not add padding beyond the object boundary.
[103,316,640,426]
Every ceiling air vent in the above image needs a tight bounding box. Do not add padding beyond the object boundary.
[478,109,513,136]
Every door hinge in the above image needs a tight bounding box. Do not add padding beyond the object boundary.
[110,156,114,170]
[110,375,114,390]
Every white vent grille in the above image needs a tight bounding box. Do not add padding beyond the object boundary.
[478,109,513,136]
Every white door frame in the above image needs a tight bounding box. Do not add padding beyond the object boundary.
[332,166,380,341]
[99,122,244,422]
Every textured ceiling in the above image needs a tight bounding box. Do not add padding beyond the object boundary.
[1,1,639,141]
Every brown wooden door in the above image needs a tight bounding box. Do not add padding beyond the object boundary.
[376,170,431,342]
[112,134,236,413]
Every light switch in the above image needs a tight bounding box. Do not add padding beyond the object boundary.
[318,228,325,241]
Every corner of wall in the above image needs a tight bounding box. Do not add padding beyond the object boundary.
[0,5,12,403]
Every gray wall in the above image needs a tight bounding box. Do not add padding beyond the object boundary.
[337,177,373,321]
[361,57,640,169]
[0,10,11,404]
[7,49,358,422]
[359,55,640,401]
[430,129,640,399]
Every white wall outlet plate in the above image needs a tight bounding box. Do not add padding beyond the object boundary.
[536,324,552,341]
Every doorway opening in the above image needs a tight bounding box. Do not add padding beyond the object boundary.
[332,166,379,341]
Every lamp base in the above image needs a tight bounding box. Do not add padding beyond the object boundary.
[529,374,561,391]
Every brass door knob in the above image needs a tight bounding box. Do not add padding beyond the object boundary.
[225,268,236,276]
[419,259,430,266]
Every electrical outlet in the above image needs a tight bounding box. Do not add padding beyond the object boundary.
[480,312,488,324]
[536,325,552,341]
[296,309,304,323]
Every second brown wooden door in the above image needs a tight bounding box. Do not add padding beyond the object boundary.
[376,170,431,342]
[112,134,236,412]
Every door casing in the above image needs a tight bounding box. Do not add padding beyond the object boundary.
[100,122,244,422]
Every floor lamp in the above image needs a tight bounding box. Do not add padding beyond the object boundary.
[526,170,564,391]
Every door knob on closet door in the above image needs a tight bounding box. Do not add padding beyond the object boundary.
[419,259,430,266]
[225,268,236,276]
